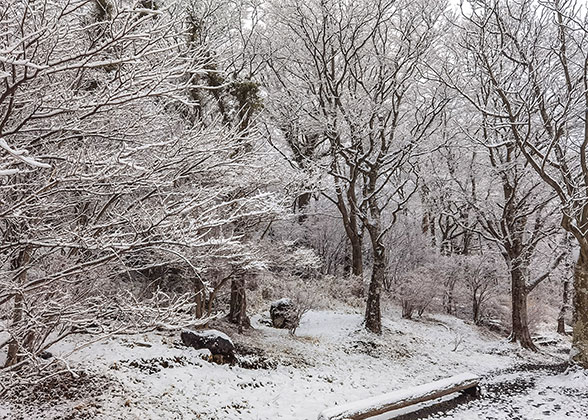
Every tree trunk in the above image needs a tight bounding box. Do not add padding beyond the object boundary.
[5,246,32,368]
[335,185,363,277]
[364,246,385,334]
[472,291,481,325]
[194,277,206,319]
[572,249,588,367]
[510,266,536,350]
[462,230,472,256]
[296,191,312,223]
[350,234,363,277]
[363,173,385,334]
[401,300,414,319]
[429,215,437,248]
[340,221,363,277]
[5,293,23,368]
[228,276,250,332]
[443,278,456,315]
[557,274,571,335]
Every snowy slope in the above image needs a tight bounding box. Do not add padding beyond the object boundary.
[0,309,578,420]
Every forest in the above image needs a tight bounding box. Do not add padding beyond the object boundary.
[1,0,588,419]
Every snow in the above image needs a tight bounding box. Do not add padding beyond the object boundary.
[0,138,51,169]
[430,367,588,420]
[2,309,581,420]
[543,367,588,390]
[272,298,293,306]
[318,372,479,420]
[186,329,234,344]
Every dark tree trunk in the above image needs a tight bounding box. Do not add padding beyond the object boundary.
[429,215,437,248]
[421,212,429,234]
[401,300,414,319]
[228,277,250,332]
[557,314,566,335]
[364,245,385,334]
[342,251,351,275]
[194,277,206,319]
[5,246,32,368]
[350,234,363,277]
[472,292,481,325]
[572,249,588,366]
[362,170,387,334]
[509,266,536,350]
[5,294,23,368]
[557,274,571,334]
[462,230,472,256]
[335,184,363,277]
[296,191,312,223]
[420,186,436,247]
[443,278,457,315]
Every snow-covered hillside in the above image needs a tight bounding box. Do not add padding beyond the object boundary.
[2,309,585,420]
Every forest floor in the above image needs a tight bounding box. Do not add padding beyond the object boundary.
[2,307,587,420]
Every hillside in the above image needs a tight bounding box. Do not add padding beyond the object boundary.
[2,308,585,420]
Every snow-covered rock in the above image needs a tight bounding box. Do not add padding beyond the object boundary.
[181,329,235,360]
[270,298,297,329]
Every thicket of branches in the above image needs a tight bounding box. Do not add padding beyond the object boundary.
[2,0,588,383]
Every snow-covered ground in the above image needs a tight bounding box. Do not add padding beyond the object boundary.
[427,365,588,419]
[1,309,584,420]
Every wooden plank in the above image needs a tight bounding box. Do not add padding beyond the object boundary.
[318,373,479,420]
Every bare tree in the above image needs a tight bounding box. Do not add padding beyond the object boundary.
[264,0,449,333]
[451,109,562,349]
[451,0,588,365]
[461,255,502,325]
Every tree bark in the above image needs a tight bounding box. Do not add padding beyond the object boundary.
[472,290,481,325]
[296,191,312,223]
[364,250,384,334]
[5,293,23,368]
[443,278,457,315]
[350,234,363,277]
[194,277,206,319]
[364,214,385,333]
[509,266,536,350]
[572,249,588,366]
[228,276,250,332]
[335,184,364,277]
[429,215,437,248]
[5,245,32,368]
[558,274,571,334]
[363,173,386,334]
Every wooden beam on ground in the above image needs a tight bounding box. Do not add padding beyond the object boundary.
[318,372,480,420]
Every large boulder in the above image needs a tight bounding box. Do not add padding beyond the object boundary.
[181,329,235,362]
[270,298,298,329]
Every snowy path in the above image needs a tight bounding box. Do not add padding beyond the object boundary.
[392,363,588,420]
